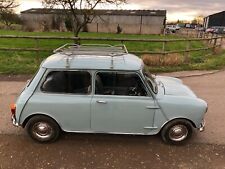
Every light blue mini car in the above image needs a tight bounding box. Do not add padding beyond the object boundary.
[11,44,207,144]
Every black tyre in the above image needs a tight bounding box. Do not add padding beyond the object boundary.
[26,115,61,143]
[161,119,193,145]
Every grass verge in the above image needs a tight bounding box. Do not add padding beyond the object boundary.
[147,50,225,73]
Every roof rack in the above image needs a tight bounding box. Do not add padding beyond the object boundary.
[53,44,128,56]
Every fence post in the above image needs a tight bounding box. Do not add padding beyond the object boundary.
[197,31,200,38]
[74,37,80,45]
[186,30,189,37]
[210,34,214,44]
[184,40,191,63]
[213,36,218,54]
[161,41,167,65]
[206,35,209,46]
[35,38,40,63]
[220,36,223,47]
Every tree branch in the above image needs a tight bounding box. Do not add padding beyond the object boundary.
[41,0,127,36]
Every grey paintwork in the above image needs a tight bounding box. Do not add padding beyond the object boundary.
[13,53,207,135]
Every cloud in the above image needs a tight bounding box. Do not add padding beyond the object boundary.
[128,0,224,15]
[16,0,43,13]
[127,0,225,21]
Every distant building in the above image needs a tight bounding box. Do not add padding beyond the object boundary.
[203,11,225,28]
[21,8,167,35]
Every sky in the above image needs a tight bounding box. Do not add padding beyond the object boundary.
[16,0,225,21]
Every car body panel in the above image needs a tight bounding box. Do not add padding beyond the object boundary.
[155,76,207,130]
[156,76,196,97]
[15,67,46,123]
[13,51,207,137]
[91,95,157,134]
[20,92,92,131]
[42,53,143,71]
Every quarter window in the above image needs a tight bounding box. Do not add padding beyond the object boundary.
[41,71,91,94]
[95,72,148,96]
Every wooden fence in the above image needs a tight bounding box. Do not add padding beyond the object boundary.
[0,35,224,60]
[177,28,223,39]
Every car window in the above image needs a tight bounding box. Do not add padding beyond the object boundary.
[41,71,91,94]
[95,72,148,96]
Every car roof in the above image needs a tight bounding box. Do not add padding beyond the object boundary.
[41,53,144,71]
[42,44,144,71]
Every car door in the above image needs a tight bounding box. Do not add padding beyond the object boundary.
[91,71,158,134]
[26,70,92,132]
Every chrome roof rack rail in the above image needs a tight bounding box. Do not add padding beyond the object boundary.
[53,44,129,69]
[53,44,128,56]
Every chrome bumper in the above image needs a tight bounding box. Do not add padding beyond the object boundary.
[199,119,206,132]
[11,115,19,127]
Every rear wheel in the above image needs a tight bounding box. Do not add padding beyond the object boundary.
[161,119,193,145]
[26,115,61,143]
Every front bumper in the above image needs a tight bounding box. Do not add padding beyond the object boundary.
[199,119,206,132]
[11,115,19,127]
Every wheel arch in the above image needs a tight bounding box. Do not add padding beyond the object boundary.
[22,113,62,130]
[160,118,197,133]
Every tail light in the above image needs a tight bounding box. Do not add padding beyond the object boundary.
[10,104,16,115]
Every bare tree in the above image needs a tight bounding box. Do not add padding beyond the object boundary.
[0,0,19,29]
[0,10,21,28]
[42,0,126,36]
[0,0,18,11]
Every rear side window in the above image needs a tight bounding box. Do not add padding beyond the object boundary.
[41,71,91,94]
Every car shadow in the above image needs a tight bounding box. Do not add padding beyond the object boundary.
[60,132,163,146]
[57,130,199,147]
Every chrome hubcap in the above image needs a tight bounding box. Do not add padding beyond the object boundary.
[32,122,53,140]
[169,125,188,142]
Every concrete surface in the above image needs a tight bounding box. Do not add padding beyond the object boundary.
[1,71,225,169]
[0,135,225,169]
[1,70,225,145]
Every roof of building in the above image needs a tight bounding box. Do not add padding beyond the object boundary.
[21,8,166,16]
[41,44,143,70]
[206,11,225,18]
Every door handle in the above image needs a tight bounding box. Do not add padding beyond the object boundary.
[146,106,160,109]
[96,100,107,104]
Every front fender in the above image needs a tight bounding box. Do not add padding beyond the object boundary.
[155,96,207,132]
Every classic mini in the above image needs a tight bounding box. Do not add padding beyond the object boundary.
[11,44,207,144]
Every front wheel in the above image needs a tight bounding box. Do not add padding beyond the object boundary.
[26,115,61,143]
[161,119,193,145]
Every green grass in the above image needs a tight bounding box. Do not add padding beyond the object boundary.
[0,51,47,74]
[0,30,224,74]
[0,30,188,51]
